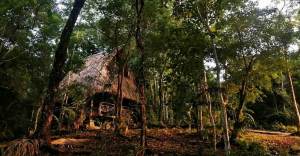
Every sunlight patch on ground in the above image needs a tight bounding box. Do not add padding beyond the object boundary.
[241,131,300,150]
[51,138,95,145]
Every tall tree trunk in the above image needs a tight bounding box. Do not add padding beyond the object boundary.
[231,79,247,143]
[197,82,204,134]
[281,72,284,91]
[287,68,300,131]
[135,0,146,154]
[203,70,217,151]
[284,49,300,132]
[153,77,158,112]
[187,105,192,133]
[34,0,86,142]
[115,65,125,135]
[158,72,165,126]
[165,104,169,124]
[196,4,230,152]
[115,48,126,135]
[88,100,94,128]
[197,105,204,133]
[151,77,158,115]
[200,106,203,131]
[211,35,231,153]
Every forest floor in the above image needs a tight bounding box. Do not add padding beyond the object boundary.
[2,128,300,155]
[48,128,300,156]
[50,128,208,155]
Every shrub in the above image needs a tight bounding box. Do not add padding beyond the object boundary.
[271,122,297,133]
[230,141,268,156]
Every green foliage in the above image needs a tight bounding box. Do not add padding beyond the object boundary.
[230,140,268,156]
[271,122,298,133]
[147,105,160,126]
[61,107,76,124]
[62,83,88,104]
[0,88,32,140]
[240,108,256,128]
[0,0,63,140]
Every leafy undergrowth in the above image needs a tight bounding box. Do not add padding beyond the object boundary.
[239,130,300,155]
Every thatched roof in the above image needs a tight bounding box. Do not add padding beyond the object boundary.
[60,51,138,102]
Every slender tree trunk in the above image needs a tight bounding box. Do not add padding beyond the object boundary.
[187,105,192,132]
[135,0,146,154]
[153,77,158,112]
[165,105,169,124]
[158,73,165,126]
[115,59,125,135]
[150,79,155,110]
[197,105,200,133]
[283,49,300,132]
[197,81,204,134]
[211,36,231,153]
[89,100,94,127]
[200,106,203,131]
[34,0,85,142]
[281,72,284,91]
[197,105,204,134]
[151,78,159,116]
[203,70,217,152]
[281,72,287,112]
[115,66,124,134]
[287,69,300,131]
[196,3,230,152]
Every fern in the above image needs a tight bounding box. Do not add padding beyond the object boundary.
[241,112,256,128]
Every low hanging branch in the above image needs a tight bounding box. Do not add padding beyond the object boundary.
[35,0,86,141]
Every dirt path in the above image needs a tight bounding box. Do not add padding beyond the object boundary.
[247,129,292,136]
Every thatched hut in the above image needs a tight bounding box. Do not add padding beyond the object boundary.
[59,51,139,129]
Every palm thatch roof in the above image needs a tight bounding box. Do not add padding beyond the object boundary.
[60,51,138,102]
